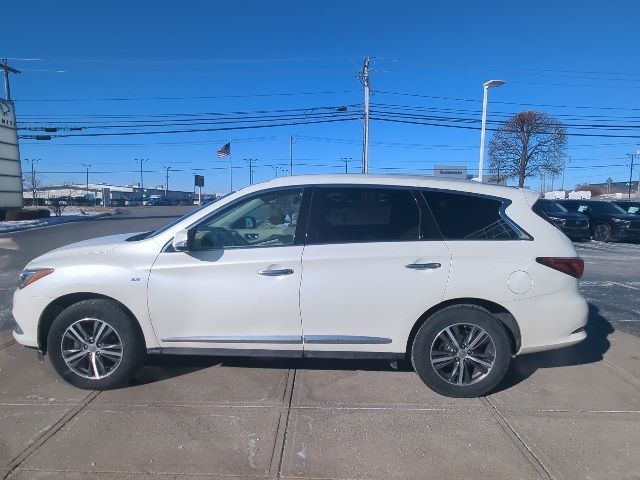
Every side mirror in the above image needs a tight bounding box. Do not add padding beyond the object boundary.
[172,229,191,251]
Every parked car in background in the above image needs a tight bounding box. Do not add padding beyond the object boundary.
[13,175,588,398]
[557,199,640,242]
[532,199,590,241]
[612,201,640,216]
[125,199,142,206]
[147,197,172,206]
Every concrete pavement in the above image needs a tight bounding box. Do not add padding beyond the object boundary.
[1,321,639,480]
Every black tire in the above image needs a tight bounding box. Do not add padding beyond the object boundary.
[411,305,511,398]
[592,223,612,242]
[47,299,145,390]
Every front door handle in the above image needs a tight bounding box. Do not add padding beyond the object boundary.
[406,262,441,270]
[258,268,294,276]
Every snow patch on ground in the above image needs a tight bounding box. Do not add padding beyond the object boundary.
[0,209,113,234]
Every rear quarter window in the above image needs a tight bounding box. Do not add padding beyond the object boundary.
[422,190,522,240]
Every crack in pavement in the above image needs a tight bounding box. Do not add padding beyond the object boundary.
[2,390,100,480]
[482,396,553,480]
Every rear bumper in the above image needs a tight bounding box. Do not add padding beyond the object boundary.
[507,289,589,355]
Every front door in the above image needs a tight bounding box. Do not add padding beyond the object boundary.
[300,186,451,356]
[148,187,307,354]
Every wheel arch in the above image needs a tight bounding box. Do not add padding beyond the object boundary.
[38,292,146,354]
[406,298,521,356]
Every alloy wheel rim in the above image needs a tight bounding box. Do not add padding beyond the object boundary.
[430,323,496,386]
[594,225,607,240]
[61,318,123,380]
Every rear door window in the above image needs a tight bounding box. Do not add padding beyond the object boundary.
[422,190,521,240]
[307,187,428,244]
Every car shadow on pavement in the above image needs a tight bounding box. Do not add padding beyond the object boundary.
[135,355,402,387]
[493,302,613,393]
[132,302,613,390]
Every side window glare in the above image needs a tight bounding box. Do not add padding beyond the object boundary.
[190,189,303,250]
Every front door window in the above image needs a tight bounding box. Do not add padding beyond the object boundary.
[191,188,304,250]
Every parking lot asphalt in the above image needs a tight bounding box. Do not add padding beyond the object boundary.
[0,208,639,479]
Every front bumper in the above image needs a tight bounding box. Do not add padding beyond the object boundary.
[612,227,640,242]
[12,290,52,349]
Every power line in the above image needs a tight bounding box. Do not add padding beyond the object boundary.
[13,90,358,103]
[375,90,640,112]
[19,116,360,139]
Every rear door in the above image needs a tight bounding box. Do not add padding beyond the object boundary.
[299,185,451,356]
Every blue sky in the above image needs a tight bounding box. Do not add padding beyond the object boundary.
[4,0,640,194]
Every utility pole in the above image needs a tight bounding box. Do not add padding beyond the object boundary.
[627,152,637,199]
[81,164,91,201]
[163,166,171,197]
[340,157,352,174]
[358,57,371,174]
[634,146,640,199]
[135,158,148,198]
[245,159,256,185]
[24,159,39,205]
[289,136,294,176]
[1,59,20,100]
[561,156,570,191]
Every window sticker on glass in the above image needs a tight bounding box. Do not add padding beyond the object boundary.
[577,205,588,212]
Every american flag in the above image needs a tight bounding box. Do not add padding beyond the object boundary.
[217,142,231,158]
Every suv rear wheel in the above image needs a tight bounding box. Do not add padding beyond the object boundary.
[411,305,511,397]
[47,299,145,390]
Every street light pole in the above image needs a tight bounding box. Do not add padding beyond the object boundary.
[478,80,506,183]
[81,163,91,204]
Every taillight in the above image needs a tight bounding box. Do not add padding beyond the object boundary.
[536,257,584,279]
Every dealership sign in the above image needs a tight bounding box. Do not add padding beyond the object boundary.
[0,99,23,210]
[434,165,467,178]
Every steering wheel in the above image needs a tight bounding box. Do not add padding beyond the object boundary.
[199,227,250,249]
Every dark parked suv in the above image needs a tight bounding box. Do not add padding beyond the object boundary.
[612,201,640,216]
[557,199,640,242]
[533,199,590,241]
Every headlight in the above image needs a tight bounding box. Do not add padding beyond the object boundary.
[18,268,54,289]
[612,218,631,227]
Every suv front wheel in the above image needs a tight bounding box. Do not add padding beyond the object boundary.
[411,305,511,397]
[47,299,145,390]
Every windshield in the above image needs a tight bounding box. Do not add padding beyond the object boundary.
[589,202,629,215]
[539,200,568,213]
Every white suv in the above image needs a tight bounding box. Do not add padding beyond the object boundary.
[13,175,588,397]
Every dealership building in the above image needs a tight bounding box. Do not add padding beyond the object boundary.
[23,182,195,206]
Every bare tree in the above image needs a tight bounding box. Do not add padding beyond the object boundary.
[488,111,567,188]
[22,171,43,205]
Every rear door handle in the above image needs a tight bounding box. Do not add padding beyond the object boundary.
[406,262,441,270]
[258,268,294,276]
